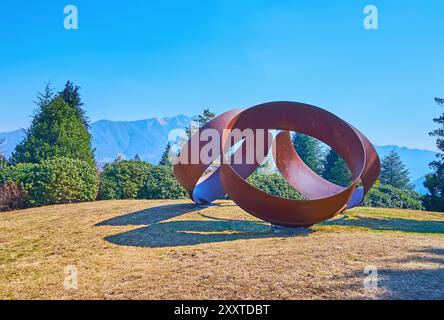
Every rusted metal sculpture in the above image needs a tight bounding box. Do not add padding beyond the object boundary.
[173,101,380,227]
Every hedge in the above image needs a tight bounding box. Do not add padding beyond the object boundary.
[363,184,424,210]
[98,160,187,200]
[247,172,304,200]
[0,157,98,207]
[99,160,153,200]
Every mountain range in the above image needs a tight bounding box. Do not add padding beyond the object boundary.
[0,115,438,194]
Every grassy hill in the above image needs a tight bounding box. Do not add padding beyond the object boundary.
[0,200,443,300]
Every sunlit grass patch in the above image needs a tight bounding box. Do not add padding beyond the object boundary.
[1,200,443,299]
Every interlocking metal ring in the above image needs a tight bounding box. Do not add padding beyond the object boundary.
[173,101,380,227]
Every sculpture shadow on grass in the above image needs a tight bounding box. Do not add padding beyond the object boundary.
[330,248,444,299]
[96,203,203,227]
[322,215,444,235]
[97,203,278,248]
[382,248,444,300]
[396,248,444,266]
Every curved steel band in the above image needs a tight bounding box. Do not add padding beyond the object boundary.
[173,101,380,227]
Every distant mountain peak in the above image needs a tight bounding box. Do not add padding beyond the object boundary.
[376,144,437,153]
[155,117,167,126]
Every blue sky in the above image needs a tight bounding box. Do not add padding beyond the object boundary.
[0,0,443,151]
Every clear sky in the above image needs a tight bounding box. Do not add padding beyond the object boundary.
[0,0,443,151]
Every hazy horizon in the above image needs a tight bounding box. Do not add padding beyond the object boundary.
[0,112,439,153]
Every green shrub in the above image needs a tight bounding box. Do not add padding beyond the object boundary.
[247,172,304,200]
[98,160,153,200]
[422,194,444,212]
[99,161,187,200]
[138,166,187,199]
[363,184,424,210]
[0,157,98,207]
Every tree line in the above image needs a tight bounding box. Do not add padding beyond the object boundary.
[0,82,443,212]
[0,82,183,210]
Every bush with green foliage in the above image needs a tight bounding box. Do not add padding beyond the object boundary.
[138,165,187,199]
[363,183,424,210]
[99,160,186,200]
[0,157,98,207]
[247,172,304,200]
[99,160,153,200]
[422,192,444,212]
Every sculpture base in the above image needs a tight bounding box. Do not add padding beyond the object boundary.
[271,225,311,236]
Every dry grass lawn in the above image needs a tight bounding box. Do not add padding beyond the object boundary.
[1,200,443,300]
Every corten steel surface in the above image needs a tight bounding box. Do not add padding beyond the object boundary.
[173,101,380,227]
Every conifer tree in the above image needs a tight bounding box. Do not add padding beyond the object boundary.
[159,142,172,166]
[424,98,444,211]
[380,150,413,189]
[34,82,54,110]
[58,81,89,128]
[11,83,95,166]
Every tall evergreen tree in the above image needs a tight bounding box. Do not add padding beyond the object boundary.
[159,142,172,166]
[34,82,54,110]
[292,133,323,174]
[322,148,352,187]
[424,98,444,211]
[133,154,142,161]
[380,150,413,189]
[11,86,95,166]
[57,81,89,128]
